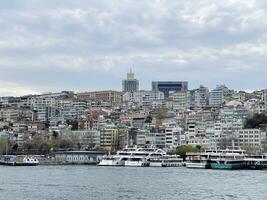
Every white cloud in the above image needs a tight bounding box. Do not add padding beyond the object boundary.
[0,81,39,97]
[0,0,266,96]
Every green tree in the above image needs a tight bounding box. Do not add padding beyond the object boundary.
[52,131,59,139]
[244,113,267,129]
[145,115,153,123]
[242,144,255,155]
[59,139,74,149]
[0,139,8,155]
[176,145,200,160]
[154,108,167,126]
[23,138,74,154]
[66,120,79,130]
[262,140,267,153]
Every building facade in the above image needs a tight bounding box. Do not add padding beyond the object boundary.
[210,87,224,106]
[152,81,188,97]
[122,70,139,93]
[77,91,122,104]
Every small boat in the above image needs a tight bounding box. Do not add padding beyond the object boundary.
[0,155,39,166]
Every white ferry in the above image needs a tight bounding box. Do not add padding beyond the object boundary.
[208,149,246,170]
[244,155,267,170]
[98,155,126,166]
[185,152,210,169]
[99,146,166,167]
[124,157,150,167]
[124,147,167,167]
[149,155,184,167]
[0,155,39,166]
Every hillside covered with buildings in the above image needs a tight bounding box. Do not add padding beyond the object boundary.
[0,71,266,155]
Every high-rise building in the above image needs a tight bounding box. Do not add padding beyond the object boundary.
[210,86,224,106]
[172,91,188,112]
[195,85,210,108]
[122,69,139,93]
[152,81,188,97]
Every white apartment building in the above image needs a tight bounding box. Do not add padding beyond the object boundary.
[123,90,164,110]
[195,85,210,108]
[238,129,266,153]
[164,126,182,149]
[172,91,188,112]
[210,87,224,106]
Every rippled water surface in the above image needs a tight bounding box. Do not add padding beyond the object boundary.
[0,166,266,200]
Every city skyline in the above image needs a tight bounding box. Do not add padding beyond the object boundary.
[0,0,267,96]
[0,69,264,97]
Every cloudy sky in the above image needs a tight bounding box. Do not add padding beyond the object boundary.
[0,0,266,96]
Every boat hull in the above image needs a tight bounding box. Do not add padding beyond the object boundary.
[0,162,39,166]
[0,155,39,166]
[210,163,244,170]
[149,162,163,167]
[162,162,184,167]
[185,162,208,169]
[98,160,124,166]
[124,161,149,167]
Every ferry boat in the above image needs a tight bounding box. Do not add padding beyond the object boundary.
[98,155,125,166]
[124,157,150,167]
[99,146,166,167]
[185,152,210,169]
[124,147,166,167]
[244,155,267,170]
[209,149,246,170]
[149,155,184,167]
[0,155,39,166]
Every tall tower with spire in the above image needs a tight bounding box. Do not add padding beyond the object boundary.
[122,69,139,92]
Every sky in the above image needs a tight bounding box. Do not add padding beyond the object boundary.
[0,0,267,96]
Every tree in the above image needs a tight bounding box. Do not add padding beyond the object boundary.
[0,139,8,155]
[217,137,238,149]
[242,144,255,155]
[262,140,267,153]
[12,143,19,151]
[176,145,200,160]
[52,131,59,139]
[66,119,79,130]
[145,115,153,123]
[154,108,167,126]
[244,113,267,129]
[23,137,74,154]
[59,139,73,149]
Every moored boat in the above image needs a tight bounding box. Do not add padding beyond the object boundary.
[210,160,244,170]
[149,155,184,167]
[0,155,39,166]
[209,149,246,170]
[98,146,166,167]
[124,157,149,167]
[98,155,125,166]
[244,155,267,170]
[185,152,210,169]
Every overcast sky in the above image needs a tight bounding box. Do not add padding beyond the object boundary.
[0,0,266,96]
